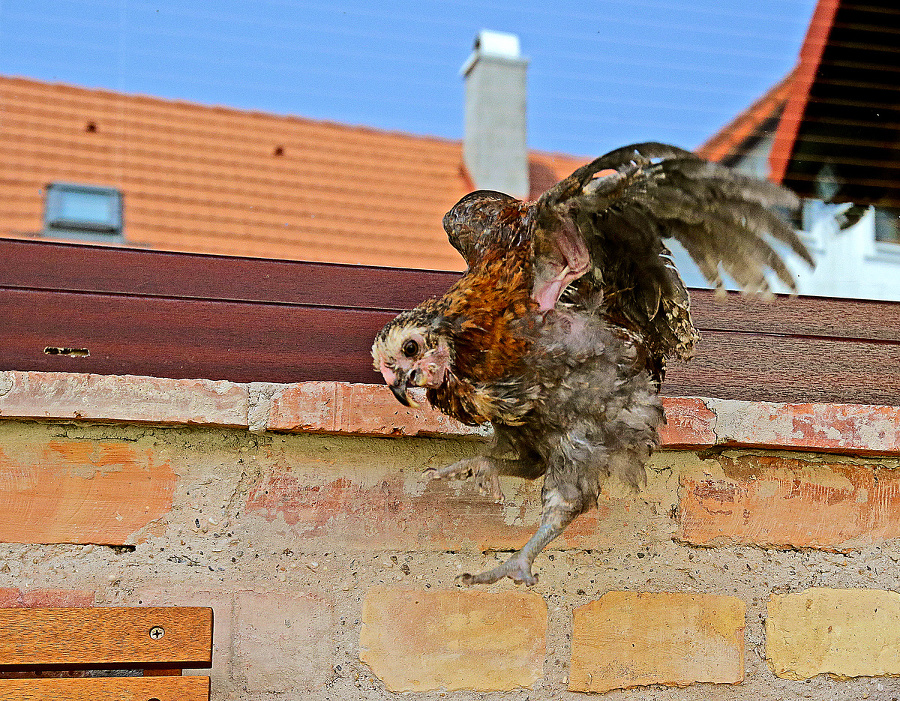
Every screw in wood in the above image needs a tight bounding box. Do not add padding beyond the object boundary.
[149,626,165,640]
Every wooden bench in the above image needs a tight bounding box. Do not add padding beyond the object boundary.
[0,606,213,700]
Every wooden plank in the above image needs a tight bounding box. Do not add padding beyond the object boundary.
[0,676,209,701]
[0,288,390,385]
[2,287,900,404]
[2,239,900,404]
[0,238,458,311]
[664,330,900,406]
[689,289,900,342]
[0,607,212,668]
[5,239,899,342]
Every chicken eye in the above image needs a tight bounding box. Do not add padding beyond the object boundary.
[401,339,420,358]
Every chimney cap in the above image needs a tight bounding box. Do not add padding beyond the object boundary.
[461,29,525,75]
[474,30,521,58]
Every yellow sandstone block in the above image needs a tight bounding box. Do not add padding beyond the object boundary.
[569,591,745,693]
[767,587,900,680]
[359,587,546,692]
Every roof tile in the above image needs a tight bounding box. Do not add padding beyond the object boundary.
[0,75,587,269]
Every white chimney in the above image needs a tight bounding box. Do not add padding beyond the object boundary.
[461,30,529,199]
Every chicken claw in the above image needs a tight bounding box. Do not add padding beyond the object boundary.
[425,456,505,503]
[458,554,537,586]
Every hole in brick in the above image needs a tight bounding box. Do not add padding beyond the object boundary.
[44,347,90,357]
[108,545,136,554]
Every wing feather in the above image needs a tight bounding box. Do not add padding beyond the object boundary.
[533,142,813,360]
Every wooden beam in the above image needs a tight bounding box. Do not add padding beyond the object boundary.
[2,239,899,405]
[0,238,457,310]
[0,676,209,701]
[0,607,212,669]
[666,330,900,406]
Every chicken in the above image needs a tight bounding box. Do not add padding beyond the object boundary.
[372,142,812,586]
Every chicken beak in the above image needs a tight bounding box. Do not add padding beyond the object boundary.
[389,379,420,408]
[379,361,421,409]
[390,382,414,407]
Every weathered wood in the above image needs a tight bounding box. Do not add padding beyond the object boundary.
[0,676,209,701]
[0,238,456,311]
[0,288,390,385]
[2,239,899,405]
[689,289,900,343]
[0,607,212,669]
[665,330,900,406]
[8,239,900,339]
[8,239,900,342]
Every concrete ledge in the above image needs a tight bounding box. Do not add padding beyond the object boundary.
[0,370,898,454]
[0,371,249,428]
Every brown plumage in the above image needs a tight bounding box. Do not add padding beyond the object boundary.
[372,142,812,586]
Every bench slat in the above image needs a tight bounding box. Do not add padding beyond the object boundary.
[0,675,210,701]
[0,607,212,668]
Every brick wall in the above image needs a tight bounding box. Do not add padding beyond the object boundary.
[1,370,899,699]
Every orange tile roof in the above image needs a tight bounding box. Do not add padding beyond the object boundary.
[0,75,588,271]
[695,67,797,165]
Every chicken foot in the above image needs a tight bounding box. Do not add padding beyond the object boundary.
[458,488,581,586]
[457,522,564,586]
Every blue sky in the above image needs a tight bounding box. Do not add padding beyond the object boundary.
[0,0,817,156]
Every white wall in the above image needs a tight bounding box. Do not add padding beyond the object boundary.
[791,202,900,301]
[672,135,900,302]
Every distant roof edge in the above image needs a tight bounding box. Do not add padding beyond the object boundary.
[768,0,900,208]
[1,72,467,148]
[695,67,798,166]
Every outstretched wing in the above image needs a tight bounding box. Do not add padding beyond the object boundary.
[532,142,813,360]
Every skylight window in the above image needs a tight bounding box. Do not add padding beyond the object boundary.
[43,182,124,242]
